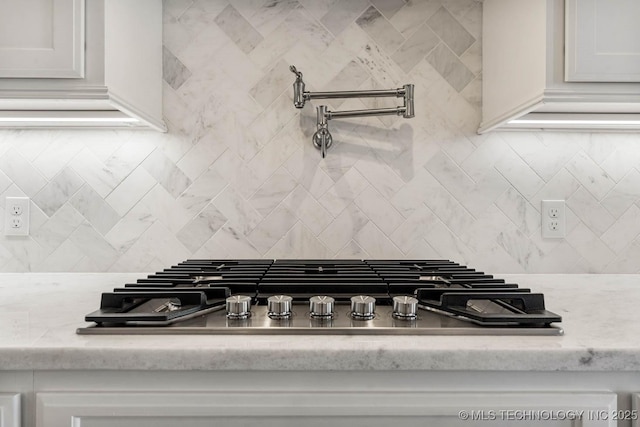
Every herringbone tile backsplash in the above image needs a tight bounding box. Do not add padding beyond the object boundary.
[0,0,639,273]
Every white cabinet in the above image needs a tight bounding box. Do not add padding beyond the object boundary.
[0,393,20,427]
[0,0,166,131]
[480,0,640,132]
[36,391,617,427]
[565,0,640,82]
[631,394,640,427]
[0,0,84,78]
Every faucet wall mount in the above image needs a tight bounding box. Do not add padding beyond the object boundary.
[290,65,414,158]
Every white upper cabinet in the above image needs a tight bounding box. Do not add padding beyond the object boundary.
[0,0,84,78]
[0,0,166,131]
[480,0,640,133]
[565,0,640,82]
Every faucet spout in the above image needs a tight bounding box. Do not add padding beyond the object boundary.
[313,105,332,158]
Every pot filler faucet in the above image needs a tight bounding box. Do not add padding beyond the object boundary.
[290,65,414,158]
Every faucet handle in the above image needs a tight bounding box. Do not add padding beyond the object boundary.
[290,65,303,81]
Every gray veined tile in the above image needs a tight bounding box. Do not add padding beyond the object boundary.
[282,6,334,52]
[318,203,369,254]
[494,148,545,200]
[297,0,336,19]
[212,186,263,236]
[177,168,228,217]
[425,43,475,92]
[142,149,192,199]
[320,0,369,37]
[163,46,192,90]
[566,186,616,236]
[460,39,481,76]
[318,167,370,217]
[177,204,228,253]
[460,205,518,253]
[249,60,292,109]
[212,150,263,199]
[0,169,11,195]
[68,222,119,271]
[214,4,264,54]
[370,0,407,20]
[460,74,481,108]
[0,235,47,271]
[353,158,404,201]
[565,151,617,201]
[356,6,405,55]
[105,168,156,217]
[30,203,85,255]
[282,185,333,236]
[336,240,370,258]
[176,131,228,181]
[392,23,439,73]
[389,0,441,38]
[495,187,540,237]
[69,149,120,198]
[36,239,85,272]
[354,39,405,88]
[105,203,155,254]
[32,167,84,217]
[354,222,403,258]
[565,222,616,272]
[496,228,544,271]
[266,221,331,258]
[69,185,121,236]
[208,224,262,258]
[249,167,297,217]
[31,135,85,180]
[0,148,47,197]
[424,150,475,202]
[427,6,476,56]
[228,0,269,21]
[602,168,640,218]
[247,205,298,255]
[389,204,438,254]
[163,0,195,20]
[600,204,640,254]
[604,239,640,273]
[354,185,404,235]
[248,20,299,71]
[140,185,193,234]
[245,0,299,36]
[109,221,190,271]
[178,0,229,40]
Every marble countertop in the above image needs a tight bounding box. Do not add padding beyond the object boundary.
[1,273,639,371]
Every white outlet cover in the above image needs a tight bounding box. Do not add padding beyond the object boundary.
[541,200,565,239]
[4,196,29,236]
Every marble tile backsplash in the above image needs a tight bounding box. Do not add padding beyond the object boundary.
[0,0,640,273]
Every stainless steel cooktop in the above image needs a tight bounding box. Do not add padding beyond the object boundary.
[77,259,563,336]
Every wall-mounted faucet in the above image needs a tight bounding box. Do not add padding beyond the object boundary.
[290,65,414,158]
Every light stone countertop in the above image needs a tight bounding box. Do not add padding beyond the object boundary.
[0,273,638,371]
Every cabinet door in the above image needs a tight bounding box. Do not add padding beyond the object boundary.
[37,391,616,427]
[0,0,84,78]
[565,0,640,82]
[0,393,20,427]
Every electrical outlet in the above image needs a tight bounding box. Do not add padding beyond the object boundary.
[4,197,29,236]
[542,200,565,238]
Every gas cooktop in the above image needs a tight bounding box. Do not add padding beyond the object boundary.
[78,259,563,336]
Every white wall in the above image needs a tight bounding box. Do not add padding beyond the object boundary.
[0,0,639,273]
